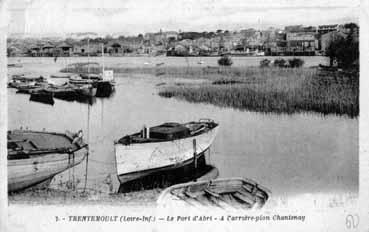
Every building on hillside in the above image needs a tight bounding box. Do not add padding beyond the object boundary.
[57,42,73,56]
[318,24,342,34]
[28,45,42,56]
[7,45,24,56]
[40,43,55,56]
[73,42,101,56]
[286,32,317,55]
[285,25,316,33]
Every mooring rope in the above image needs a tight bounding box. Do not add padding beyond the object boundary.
[83,103,91,193]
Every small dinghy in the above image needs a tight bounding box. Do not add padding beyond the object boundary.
[157,178,271,210]
[115,119,219,184]
[7,130,88,192]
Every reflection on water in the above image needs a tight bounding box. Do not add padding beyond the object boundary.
[7,56,357,199]
[118,155,216,193]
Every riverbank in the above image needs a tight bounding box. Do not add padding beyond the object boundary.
[8,188,159,205]
[61,64,359,117]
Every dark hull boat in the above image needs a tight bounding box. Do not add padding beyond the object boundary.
[69,71,115,98]
[115,119,219,184]
[7,130,88,192]
[29,93,55,105]
[95,81,115,97]
[157,178,271,210]
[29,88,55,105]
[73,84,97,97]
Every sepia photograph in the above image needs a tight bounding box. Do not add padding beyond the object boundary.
[0,0,367,231]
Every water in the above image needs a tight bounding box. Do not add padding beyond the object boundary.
[7,56,357,199]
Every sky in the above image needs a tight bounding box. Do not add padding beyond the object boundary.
[6,0,360,37]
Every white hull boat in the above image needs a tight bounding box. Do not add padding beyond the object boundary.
[114,119,219,184]
[7,130,88,192]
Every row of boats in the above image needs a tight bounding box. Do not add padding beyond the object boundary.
[7,119,271,209]
[8,71,115,102]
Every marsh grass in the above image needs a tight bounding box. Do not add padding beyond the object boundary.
[158,67,359,117]
[60,63,358,117]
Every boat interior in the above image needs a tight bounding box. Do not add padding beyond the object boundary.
[7,131,85,159]
[170,179,270,209]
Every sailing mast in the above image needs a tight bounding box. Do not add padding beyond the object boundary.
[102,43,105,74]
[87,38,90,75]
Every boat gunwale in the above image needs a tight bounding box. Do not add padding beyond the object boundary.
[116,122,219,145]
[8,130,88,158]
[7,148,88,165]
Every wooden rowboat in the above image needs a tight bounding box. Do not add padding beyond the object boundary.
[7,130,88,192]
[157,178,271,210]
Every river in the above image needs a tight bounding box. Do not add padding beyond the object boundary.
[7,56,357,205]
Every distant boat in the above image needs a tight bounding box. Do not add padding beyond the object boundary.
[12,74,45,82]
[8,63,22,68]
[156,62,165,66]
[50,74,71,79]
[73,84,97,97]
[114,119,219,184]
[8,75,47,88]
[79,73,101,80]
[157,178,271,210]
[13,81,41,93]
[7,130,88,192]
[69,74,98,85]
[29,88,54,104]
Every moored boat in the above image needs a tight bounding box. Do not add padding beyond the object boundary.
[50,73,71,79]
[79,73,101,80]
[74,84,97,97]
[69,75,96,85]
[157,178,271,210]
[12,74,46,82]
[114,119,219,184]
[8,75,47,89]
[45,84,78,99]
[8,63,23,68]
[7,130,88,192]
[15,83,40,94]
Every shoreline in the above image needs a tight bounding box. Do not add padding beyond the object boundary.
[8,188,160,205]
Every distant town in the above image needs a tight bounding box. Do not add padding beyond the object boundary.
[7,23,359,57]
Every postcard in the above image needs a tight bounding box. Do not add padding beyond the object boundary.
[0,0,368,231]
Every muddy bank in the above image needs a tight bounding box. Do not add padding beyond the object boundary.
[8,188,160,205]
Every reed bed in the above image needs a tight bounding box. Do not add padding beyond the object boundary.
[60,63,358,117]
[158,68,359,117]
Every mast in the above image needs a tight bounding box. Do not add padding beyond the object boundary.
[102,43,105,74]
[87,38,90,75]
